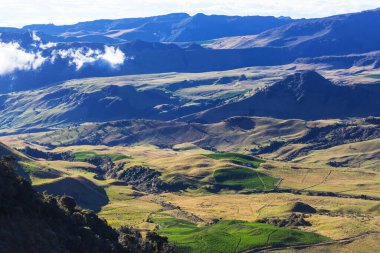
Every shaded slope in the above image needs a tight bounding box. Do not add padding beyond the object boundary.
[0,142,29,161]
[0,82,181,131]
[184,71,380,122]
[210,8,380,57]
[0,158,132,253]
[34,176,109,212]
[0,146,175,253]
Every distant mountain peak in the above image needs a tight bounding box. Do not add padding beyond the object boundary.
[284,70,327,82]
[283,70,331,87]
[270,71,333,101]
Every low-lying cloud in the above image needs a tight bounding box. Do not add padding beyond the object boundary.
[52,46,126,70]
[101,46,126,67]
[31,32,58,49]
[0,35,126,75]
[0,42,46,75]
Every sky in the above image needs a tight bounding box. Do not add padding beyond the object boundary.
[0,0,379,27]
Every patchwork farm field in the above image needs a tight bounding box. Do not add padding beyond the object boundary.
[152,214,327,253]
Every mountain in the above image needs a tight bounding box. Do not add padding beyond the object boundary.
[0,71,238,132]
[23,13,296,43]
[0,155,173,253]
[0,78,181,131]
[183,71,380,122]
[209,8,380,56]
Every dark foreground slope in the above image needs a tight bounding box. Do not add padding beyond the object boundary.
[184,71,380,123]
[0,157,173,253]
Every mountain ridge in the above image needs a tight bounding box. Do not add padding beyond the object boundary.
[183,71,380,122]
[23,13,296,43]
[208,7,380,57]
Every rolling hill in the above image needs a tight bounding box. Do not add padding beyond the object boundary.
[19,117,309,150]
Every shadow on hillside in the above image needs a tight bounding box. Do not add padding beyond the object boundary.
[34,176,109,212]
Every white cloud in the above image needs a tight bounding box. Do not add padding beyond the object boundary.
[52,46,125,70]
[53,47,101,70]
[0,38,126,75]
[0,0,378,27]
[0,42,46,75]
[101,46,125,67]
[39,42,57,50]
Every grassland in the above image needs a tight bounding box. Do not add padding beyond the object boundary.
[152,213,327,253]
[205,153,263,168]
[162,192,380,239]
[72,151,131,161]
[213,167,277,190]
[274,233,380,253]
[204,152,277,190]
[264,163,380,198]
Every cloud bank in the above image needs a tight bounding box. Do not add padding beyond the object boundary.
[0,42,46,75]
[0,34,126,75]
[52,46,126,70]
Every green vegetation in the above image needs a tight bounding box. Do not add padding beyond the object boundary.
[73,151,131,161]
[213,167,277,190]
[152,214,327,253]
[18,161,41,173]
[205,152,263,168]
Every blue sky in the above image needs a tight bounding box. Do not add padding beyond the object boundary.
[0,0,379,27]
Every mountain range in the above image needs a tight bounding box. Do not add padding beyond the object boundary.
[23,13,295,43]
[209,8,380,55]
[1,70,380,134]
[0,8,379,93]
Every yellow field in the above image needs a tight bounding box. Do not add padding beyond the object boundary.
[161,192,380,240]
[275,233,380,253]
